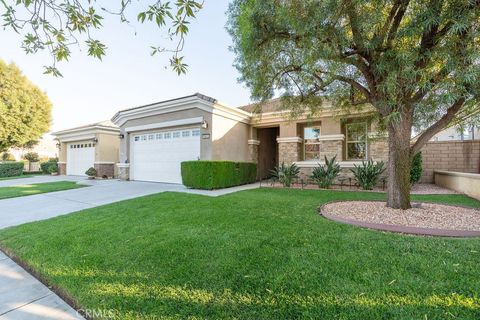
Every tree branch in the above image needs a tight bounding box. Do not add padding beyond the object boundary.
[411,98,465,153]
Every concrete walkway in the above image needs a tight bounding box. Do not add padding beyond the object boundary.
[0,176,259,319]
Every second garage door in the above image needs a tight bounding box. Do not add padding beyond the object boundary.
[131,128,201,184]
[66,143,95,176]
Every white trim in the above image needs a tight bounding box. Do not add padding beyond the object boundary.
[125,117,204,133]
[58,162,66,164]
[116,163,130,168]
[53,126,119,136]
[295,160,368,168]
[434,170,480,180]
[94,162,115,165]
[316,134,345,141]
[248,139,261,146]
[60,134,96,143]
[277,137,303,143]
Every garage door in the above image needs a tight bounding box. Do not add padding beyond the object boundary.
[131,128,201,183]
[66,143,95,176]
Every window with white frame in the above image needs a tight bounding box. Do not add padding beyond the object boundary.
[303,126,321,160]
[345,122,367,160]
[192,129,200,137]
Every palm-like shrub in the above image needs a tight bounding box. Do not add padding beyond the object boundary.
[270,162,300,188]
[85,167,97,178]
[351,160,385,190]
[311,156,341,189]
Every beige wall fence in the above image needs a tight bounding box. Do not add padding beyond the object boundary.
[434,171,480,200]
[420,140,480,183]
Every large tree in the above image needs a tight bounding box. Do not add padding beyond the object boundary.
[228,0,480,209]
[1,0,203,75]
[0,60,52,151]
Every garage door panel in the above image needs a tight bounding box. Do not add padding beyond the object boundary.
[131,128,200,183]
[66,143,95,176]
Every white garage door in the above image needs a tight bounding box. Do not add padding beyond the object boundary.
[131,128,201,184]
[66,143,95,176]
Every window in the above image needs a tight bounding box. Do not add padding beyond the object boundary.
[164,132,172,139]
[173,131,181,138]
[346,122,367,160]
[148,134,154,140]
[134,136,140,142]
[182,130,190,138]
[141,135,147,141]
[192,129,200,137]
[156,133,162,140]
[303,126,321,160]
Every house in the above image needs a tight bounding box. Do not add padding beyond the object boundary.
[111,93,388,183]
[52,121,120,177]
[431,125,479,141]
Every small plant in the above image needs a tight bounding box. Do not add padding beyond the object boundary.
[410,152,423,185]
[85,167,97,178]
[40,161,58,174]
[270,162,300,188]
[350,160,385,190]
[311,156,341,189]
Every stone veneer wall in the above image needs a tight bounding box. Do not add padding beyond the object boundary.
[94,163,115,178]
[117,165,130,180]
[319,140,343,160]
[278,142,302,164]
[369,139,389,162]
[248,144,259,164]
[58,163,66,175]
[420,140,480,183]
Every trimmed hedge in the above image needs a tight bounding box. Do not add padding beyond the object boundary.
[40,161,58,174]
[181,161,257,190]
[0,162,24,177]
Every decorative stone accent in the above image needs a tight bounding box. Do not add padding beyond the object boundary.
[116,164,130,180]
[369,138,388,163]
[298,167,355,184]
[94,163,115,178]
[319,140,343,161]
[58,163,66,175]
[248,143,259,163]
[278,142,302,164]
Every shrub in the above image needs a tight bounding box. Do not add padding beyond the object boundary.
[270,162,300,188]
[0,162,24,177]
[181,161,257,190]
[23,152,39,162]
[350,160,386,190]
[410,152,423,185]
[40,161,58,174]
[85,167,97,177]
[311,156,341,189]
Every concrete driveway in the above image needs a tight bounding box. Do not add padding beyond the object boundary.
[0,175,259,319]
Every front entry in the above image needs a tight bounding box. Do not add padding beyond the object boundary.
[257,127,279,180]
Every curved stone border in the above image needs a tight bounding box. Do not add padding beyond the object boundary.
[319,201,480,238]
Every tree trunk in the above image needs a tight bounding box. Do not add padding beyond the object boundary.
[386,117,412,209]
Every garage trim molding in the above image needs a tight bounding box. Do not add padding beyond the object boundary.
[125,117,204,133]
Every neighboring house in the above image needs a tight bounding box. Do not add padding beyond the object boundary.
[111,93,388,183]
[52,121,120,177]
[9,134,58,161]
[431,125,479,141]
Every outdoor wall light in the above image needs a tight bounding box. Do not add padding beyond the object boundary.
[92,138,99,143]
[201,120,208,129]
[119,133,125,139]
[56,142,61,150]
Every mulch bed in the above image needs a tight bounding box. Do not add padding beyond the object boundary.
[320,201,480,237]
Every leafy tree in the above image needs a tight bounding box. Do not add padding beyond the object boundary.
[0,60,52,152]
[228,0,480,209]
[1,0,203,75]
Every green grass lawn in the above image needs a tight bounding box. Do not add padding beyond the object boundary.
[0,189,479,319]
[0,181,85,199]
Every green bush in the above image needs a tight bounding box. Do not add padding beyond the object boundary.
[40,161,58,174]
[350,160,386,190]
[270,162,300,188]
[0,162,24,177]
[85,167,97,177]
[410,152,423,185]
[181,161,257,190]
[311,156,341,189]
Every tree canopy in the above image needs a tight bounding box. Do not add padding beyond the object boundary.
[0,60,52,151]
[228,0,480,209]
[1,0,203,75]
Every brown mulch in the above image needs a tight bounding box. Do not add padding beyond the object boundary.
[321,201,480,232]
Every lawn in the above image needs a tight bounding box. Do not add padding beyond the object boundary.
[0,188,479,319]
[0,181,85,200]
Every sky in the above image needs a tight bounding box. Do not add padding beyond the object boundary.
[0,1,252,133]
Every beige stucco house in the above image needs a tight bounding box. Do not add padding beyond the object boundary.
[110,93,388,183]
[52,121,120,177]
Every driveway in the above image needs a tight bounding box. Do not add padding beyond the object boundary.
[0,175,259,319]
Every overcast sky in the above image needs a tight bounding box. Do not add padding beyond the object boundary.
[0,0,252,132]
